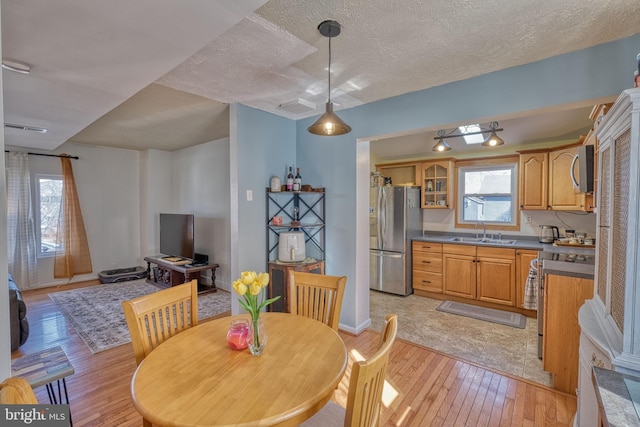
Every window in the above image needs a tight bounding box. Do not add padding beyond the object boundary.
[457,163,518,226]
[36,174,64,257]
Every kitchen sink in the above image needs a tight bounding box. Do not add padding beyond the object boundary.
[448,236,483,243]
[448,236,517,246]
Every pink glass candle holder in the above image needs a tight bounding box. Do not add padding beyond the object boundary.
[227,319,250,350]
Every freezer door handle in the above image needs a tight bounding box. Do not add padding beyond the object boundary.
[373,251,403,258]
[378,188,387,249]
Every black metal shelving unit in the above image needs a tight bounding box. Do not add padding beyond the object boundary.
[265,188,325,264]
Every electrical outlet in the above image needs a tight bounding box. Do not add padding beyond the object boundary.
[246,190,253,201]
[524,214,532,224]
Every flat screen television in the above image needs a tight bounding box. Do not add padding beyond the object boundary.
[160,213,195,259]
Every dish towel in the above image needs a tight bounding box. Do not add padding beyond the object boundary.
[523,259,538,310]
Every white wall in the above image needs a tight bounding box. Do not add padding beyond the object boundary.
[3,138,230,293]
[143,149,173,258]
[5,142,142,289]
[0,7,11,380]
[172,138,231,290]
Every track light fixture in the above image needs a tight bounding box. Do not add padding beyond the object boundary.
[307,20,352,136]
[433,121,505,150]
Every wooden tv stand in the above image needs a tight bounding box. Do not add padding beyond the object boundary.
[144,256,219,294]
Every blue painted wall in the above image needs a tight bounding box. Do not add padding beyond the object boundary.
[234,34,640,330]
[293,34,640,331]
[235,104,296,276]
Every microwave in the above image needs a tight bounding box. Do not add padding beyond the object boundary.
[571,145,594,193]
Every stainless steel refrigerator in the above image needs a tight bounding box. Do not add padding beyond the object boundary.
[370,186,422,295]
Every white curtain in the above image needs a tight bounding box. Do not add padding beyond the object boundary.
[6,152,38,288]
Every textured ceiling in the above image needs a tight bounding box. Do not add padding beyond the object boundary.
[2,0,640,154]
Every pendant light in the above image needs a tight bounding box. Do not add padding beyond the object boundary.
[481,122,505,147]
[308,20,352,136]
[432,130,452,152]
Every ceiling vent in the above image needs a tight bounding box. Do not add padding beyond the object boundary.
[4,123,48,133]
[278,98,316,115]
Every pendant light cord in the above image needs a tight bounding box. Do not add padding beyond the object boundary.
[327,36,332,103]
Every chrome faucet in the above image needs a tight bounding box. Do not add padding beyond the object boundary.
[475,221,486,240]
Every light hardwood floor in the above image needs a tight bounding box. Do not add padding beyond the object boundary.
[12,282,576,426]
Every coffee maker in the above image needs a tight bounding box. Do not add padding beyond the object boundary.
[539,225,559,243]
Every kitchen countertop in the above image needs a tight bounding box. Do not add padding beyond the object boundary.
[414,231,596,279]
[414,231,595,252]
[593,366,640,427]
[542,259,594,280]
[413,232,544,250]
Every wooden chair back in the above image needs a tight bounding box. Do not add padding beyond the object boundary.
[0,377,38,404]
[288,271,346,331]
[344,314,398,427]
[122,280,199,366]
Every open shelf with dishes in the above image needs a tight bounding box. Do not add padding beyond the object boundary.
[422,159,453,208]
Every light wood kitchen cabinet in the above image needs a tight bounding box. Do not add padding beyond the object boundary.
[442,243,476,299]
[518,137,593,212]
[412,241,443,293]
[442,243,516,306]
[375,161,419,186]
[421,159,453,208]
[476,246,516,306]
[543,273,593,395]
[518,152,548,210]
[548,143,592,211]
[515,249,538,312]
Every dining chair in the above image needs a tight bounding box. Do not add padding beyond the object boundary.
[122,279,199,366]
[0,377,38,404]
[288,271,347,331]
[301,314,399,427]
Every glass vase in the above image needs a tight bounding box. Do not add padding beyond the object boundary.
[248,316,267,356]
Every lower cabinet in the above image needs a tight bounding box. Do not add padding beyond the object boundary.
[412,241,443,293]
[442,244,516,307]
[442,244,476,299]
[477,249,516,306]
[543,273,594,395]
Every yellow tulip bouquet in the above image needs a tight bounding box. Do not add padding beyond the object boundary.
[232,271,280,354]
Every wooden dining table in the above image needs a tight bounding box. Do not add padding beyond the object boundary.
[130,312,348,427]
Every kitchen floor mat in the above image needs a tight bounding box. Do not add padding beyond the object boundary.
[436,300,527,329]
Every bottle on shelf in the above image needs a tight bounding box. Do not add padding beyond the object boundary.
[294,167,302,191]
[286,167,294,191]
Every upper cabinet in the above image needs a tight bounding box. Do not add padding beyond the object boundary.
[519,151,548,210]
[548,144,591,211]
[518,138,593,212]
[421,159,454,209]
[375,162,419,186]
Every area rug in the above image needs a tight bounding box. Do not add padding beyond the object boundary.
[436,300,527,329]
[48,279,231,354]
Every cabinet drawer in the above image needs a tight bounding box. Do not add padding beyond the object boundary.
[442,243,476,256]
[413,270,442,293]
[412,241,442,253]
[413,252,442,273]
[477,246,515,259]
